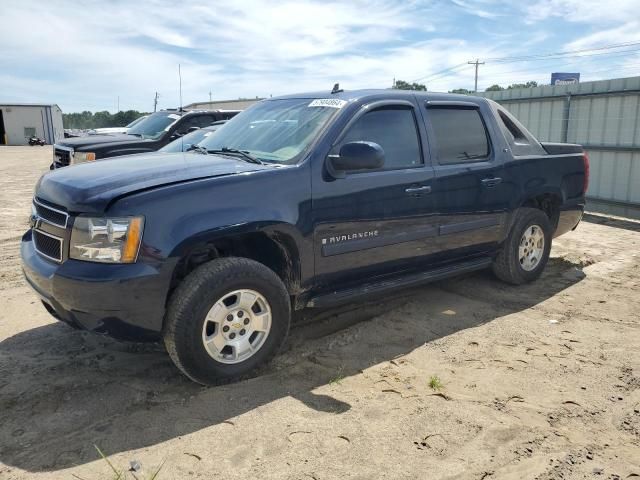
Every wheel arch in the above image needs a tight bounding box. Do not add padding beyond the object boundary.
[501,189,563,243]
[520,191,562,231]
[166,223,303,307]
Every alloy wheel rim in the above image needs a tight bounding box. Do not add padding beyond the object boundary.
[201,289,272,364]
[518,224,545,271]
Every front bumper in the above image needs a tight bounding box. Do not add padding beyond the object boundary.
[21,230,167,341]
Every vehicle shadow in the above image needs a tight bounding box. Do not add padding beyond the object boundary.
[0,256,584,472]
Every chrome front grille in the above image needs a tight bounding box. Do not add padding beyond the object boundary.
[33,230,63,263]
[31,198,68,263]
[53,145,73,166]
[33,199,69,228]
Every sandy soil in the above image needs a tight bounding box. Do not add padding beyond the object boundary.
[0,146,639,480]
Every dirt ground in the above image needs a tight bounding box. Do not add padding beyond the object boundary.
[0,146,639,480]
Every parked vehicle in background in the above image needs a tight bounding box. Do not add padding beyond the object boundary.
[159,121,227,153]
[89,115,149,135]
[23,89,588,385]
[50,109,240,168]
[28,136,46,146]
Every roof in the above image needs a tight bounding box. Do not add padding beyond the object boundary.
[184,98,263,110]
[271,89,483,103]
[0,102,61,109]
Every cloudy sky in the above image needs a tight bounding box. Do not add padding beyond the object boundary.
[1,0,639,113]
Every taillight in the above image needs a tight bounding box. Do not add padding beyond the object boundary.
[583,151,590,194]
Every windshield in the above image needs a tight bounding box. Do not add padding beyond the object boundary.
[128,112,180,139]
[126,116,147,128]
[160,128,213,153]
[198,98,342,164]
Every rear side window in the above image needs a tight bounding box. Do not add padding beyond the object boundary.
[429,108,489,164]
[339,106,422,170]
[176,116,202,134]
[498,110,526,142]
[195,115,217,127]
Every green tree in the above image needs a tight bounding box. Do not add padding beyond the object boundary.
[62,110,147,129]
[449,88,472,94]
[485,84,505,92]
[393,79,427,91]
[507,81,538,89]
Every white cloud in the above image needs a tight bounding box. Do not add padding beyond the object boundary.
[523,0,640,51]
[525,0,639,24]
[0,0,638,111]
[450,0,508,19]
[564,21,640,50]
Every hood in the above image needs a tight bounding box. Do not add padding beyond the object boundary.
[57,134,145,149]
[92,127,128,133]
[36,152,270,213]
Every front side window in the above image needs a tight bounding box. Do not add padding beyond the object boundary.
[199,98,340,164]
[429,108,489,164]
[337,106,422,170]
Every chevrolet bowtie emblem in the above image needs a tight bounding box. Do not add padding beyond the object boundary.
[232,323,242,329]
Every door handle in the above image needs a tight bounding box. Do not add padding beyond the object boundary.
[405,185,432,195]
[481,177,502,187]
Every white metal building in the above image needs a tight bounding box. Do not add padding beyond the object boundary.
[0,103,64,145]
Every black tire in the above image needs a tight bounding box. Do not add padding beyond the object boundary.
[164,257,291,385]
[492,208,552,285]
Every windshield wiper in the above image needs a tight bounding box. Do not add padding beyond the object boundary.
[189,145,209,155]
[207,147,264,165]
[128,132,142,137]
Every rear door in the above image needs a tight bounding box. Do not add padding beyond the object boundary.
[311,99,437,289]
[422,101,510,260]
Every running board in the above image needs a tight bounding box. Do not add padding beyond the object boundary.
[306,257,492,308]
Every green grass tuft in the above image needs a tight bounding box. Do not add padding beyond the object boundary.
[429,375,444,391]
[87,445,165,480]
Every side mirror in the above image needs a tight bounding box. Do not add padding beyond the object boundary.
[170,132,184,140]
[328,141,385,177]
[187,126,200,133]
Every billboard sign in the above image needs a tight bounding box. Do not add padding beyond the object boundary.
[551,72,580,85]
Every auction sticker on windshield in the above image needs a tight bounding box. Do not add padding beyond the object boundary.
[308,99,347,108]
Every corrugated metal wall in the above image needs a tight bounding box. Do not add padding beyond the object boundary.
[480,76,640,219]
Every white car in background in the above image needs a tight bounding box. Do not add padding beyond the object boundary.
[89,115,148,135]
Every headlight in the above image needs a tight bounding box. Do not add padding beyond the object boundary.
[73,152,96,164]
[70,216,144,263]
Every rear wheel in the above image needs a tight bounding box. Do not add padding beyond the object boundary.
[164,257,291,385]
[492,208,552,285]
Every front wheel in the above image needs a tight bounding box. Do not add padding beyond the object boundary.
[164,257,291,385]
[492,208,552,285]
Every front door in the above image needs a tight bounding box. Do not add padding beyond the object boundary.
[311,100,437,290]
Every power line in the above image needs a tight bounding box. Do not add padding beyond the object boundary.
[410,40,640,91]
[411,62,469,83]
[486,41,640,63]
[475,56,640,82]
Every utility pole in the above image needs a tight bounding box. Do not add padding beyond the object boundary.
[468,59,485,93]
[117,96,119,113]
[209,90,212,108]
[178,64,183,111]
[153,91,159,112]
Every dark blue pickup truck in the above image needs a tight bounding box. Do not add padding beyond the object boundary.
[21,89,588,385]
